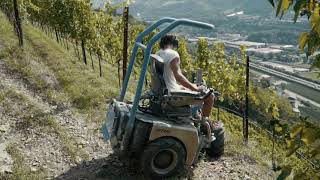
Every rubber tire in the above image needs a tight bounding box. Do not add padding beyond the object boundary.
[206,128,225,158]
[131,120,152,155]
[140,138,186,179]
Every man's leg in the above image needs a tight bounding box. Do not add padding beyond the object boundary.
[200,94,215,139]
[202,94,222,131]
[202,94,214,117]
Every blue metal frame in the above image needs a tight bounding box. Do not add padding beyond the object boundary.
[119,18,214,143]
[120,17,177,100]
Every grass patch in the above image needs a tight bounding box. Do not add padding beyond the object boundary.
[212,108,316,176]
[299,71,320,81]
[0,12,123,124]
[2,144,46,180]
[46,116,89,161]
[0,87,88,162]
[23,24,121,113]
[0,88,53,129]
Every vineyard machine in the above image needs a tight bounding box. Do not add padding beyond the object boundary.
[103,18,225,179]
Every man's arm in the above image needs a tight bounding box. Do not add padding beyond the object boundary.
[170,57,199,91]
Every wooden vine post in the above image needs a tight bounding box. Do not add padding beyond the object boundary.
[81,40,87,65]
[244,56,250,144]
[13,0,23,47]
[122,6,129,81]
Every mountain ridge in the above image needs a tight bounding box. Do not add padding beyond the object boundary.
[128,0,272,20]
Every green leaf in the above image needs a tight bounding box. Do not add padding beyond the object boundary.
[293,0,306,22]
[275,124,283,133]
[290,124,303,138]
[301,128,317,145]
[306,30,320,57]
[268,0,275,7]
[286,139,293,148]
[311,4,320,31]
[311,54,320,69]
[282,0,293,12]
[293,172,307,180]
[298,32,309,50]
[276,0,284,17]
[286,144,301,156]
[276,0,293,18]
[308,0,315,12]
[277,166,292,180]
[309,139,320,157]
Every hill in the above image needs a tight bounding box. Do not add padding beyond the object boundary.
[119,0,308,45]
[130,0,272,19]
[0,11,281,179]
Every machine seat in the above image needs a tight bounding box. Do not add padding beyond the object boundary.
[149,54,213,117]
[163,89,213,107]
[170,90,200,97]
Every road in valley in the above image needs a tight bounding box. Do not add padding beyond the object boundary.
[249,62,320,92]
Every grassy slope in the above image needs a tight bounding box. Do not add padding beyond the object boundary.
[0,12,314,178]
[0,13,123,124]
[214,109,309,173]
[0,89,48,180]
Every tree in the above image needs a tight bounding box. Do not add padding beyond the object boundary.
[196,38,210,70]
[13,0,23,46]
[0,0,23,46]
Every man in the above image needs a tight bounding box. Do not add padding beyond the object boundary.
[156,35,215,121]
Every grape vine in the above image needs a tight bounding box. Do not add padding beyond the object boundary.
[0,0,145,79]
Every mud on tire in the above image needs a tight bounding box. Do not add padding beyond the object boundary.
[140,138,186,179]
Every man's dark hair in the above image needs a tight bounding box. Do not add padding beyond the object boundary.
[160,35,179,49]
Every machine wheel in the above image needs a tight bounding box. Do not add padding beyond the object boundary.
[206,127,225,158]
[131,120,151,154]
[140,138,186,179]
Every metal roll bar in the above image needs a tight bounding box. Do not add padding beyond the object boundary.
[118,18,215,150]
[120,17,177,100]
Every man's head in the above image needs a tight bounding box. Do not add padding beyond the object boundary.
[160,35,179,49]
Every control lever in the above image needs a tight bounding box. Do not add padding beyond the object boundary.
[194,89,213,100]
[195,69,203,86]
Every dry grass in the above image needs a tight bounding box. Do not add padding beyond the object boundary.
[0,12,125,125]
[0,88,50,129]
[0,87,88,162]
[0,12,125,178]
[2,144,46,180]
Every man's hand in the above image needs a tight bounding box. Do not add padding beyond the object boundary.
[196,85,207,93]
